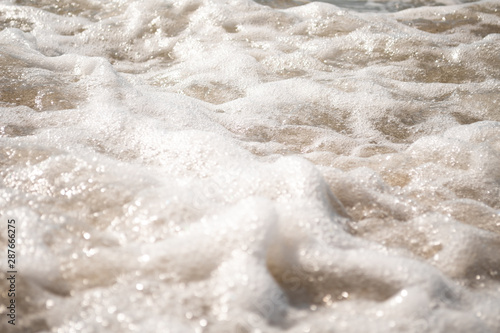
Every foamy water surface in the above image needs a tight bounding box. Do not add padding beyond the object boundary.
[1,0,500,332]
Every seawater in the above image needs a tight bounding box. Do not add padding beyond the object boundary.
[0,0,499,332]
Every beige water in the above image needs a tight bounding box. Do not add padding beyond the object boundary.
[0,0,499,332]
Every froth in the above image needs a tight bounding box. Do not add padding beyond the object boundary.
[1,0,500,332]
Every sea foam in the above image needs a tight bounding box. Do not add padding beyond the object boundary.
[1,0,499,332]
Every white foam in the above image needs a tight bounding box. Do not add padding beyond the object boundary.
[1,0,500,332]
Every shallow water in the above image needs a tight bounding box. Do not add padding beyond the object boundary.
[0,0,499,332]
